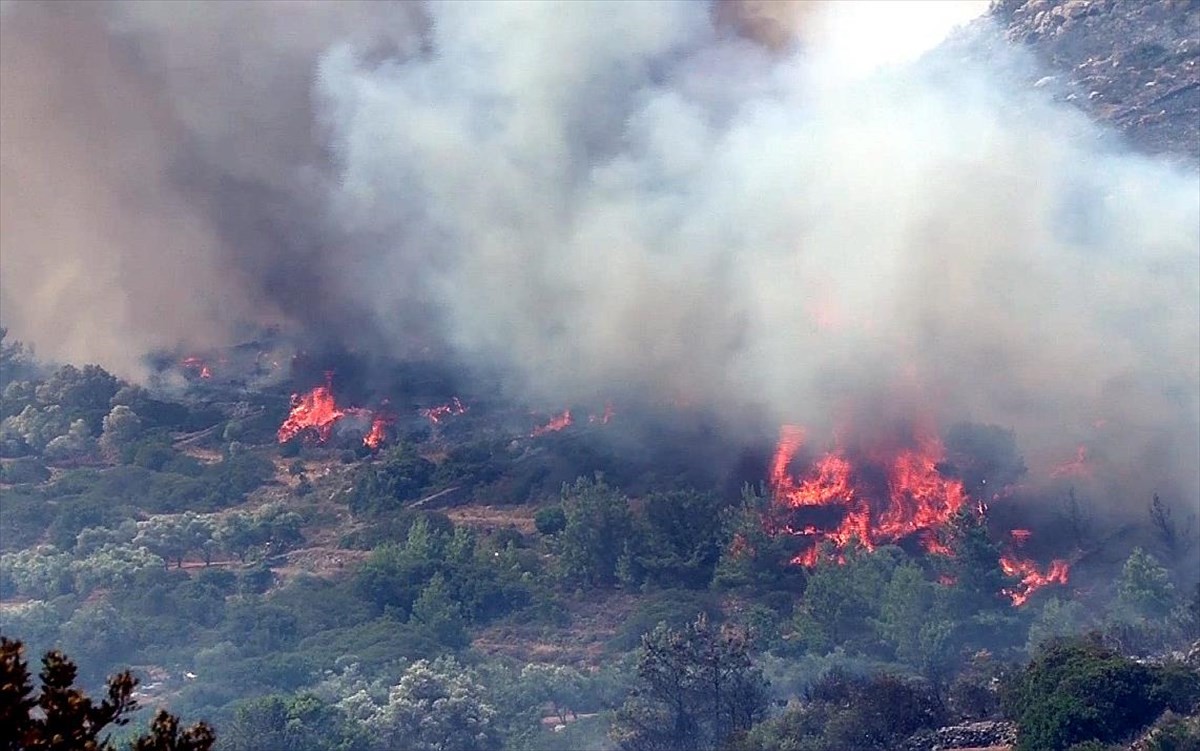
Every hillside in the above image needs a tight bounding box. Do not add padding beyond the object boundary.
[995,0,1200,160]
[2,2,1199,751]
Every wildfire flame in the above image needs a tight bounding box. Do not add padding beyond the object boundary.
[1000,555,1070,606]
[181,356,212,380]
[1050,445,1090,479]
[420,397,468,424]
[768,424,1070,605]
[531,409,573,437]
[277,374,390,449]
[769,424,966,559]
[278,379,347,444]
[364,414,391,450]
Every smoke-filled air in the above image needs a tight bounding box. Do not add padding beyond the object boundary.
[4,0,1196,511]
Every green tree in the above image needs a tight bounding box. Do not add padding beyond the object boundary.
[1002,636,1175,751]
[519,663,588,725]
[792,546,900,654]
[943,508,1023,652]
[134,517,192,569]
[713,485,803,591]
[364,657,499,751]
[1,404,69,454]
[612,615,769,751]
[534,505,567,536]
[43,419,98,462]
[0,637,214,751]
[224,693,364,751]
[1114,548,1176,620]
[628,489,729,589]
[875,560,958,689]
[348,446,436,516]
[945,508,1013,613]
[1027,597,1090,653]
[1106,548,1177,652]
[558,475,635,588]
[99,406,143,461]
[410,573,469,649]
[0,327,37,390]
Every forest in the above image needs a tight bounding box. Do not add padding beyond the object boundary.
[0,328,1198,751]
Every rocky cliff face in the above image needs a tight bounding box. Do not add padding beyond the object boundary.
[993,0,1200,161]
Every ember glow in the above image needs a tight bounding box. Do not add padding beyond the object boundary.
[531,409,573,437]
[768,424,1070,605]
[420,397,468,424]
[181,356,212,380]
[277,374,390,449]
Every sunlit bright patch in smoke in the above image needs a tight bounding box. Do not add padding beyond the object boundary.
[806,0,990,80]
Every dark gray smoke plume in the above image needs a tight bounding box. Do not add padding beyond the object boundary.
[2,1,1197,509]
[0,0,424,373]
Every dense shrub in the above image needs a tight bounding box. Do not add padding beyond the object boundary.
[1002,636,1198,751]
[0,457,50,484]
[534,505,567,536]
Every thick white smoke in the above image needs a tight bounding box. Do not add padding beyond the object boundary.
[316,1,1198,505]
[1,1,1196,509]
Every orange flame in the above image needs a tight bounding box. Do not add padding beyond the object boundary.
[277,374,390,449]
[1000,555,1070,606]
[767,424,1070,605]
[181,356,213,380]
[532,409,573,437]
[769,425,967,561]
[278,378,346,444]
[421,397,467,424]
[1050,445,1090,479]
[364,414,390,450]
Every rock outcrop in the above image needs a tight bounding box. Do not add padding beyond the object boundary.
[993,0,1200,161]
[901,720,1019,751]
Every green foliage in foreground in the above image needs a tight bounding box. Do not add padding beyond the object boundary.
[612,615,769,751]
[0,636,214,751]
[1002,635,1200,751]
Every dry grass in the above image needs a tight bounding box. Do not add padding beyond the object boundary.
[446,503,540,536]
[472,591,641,668]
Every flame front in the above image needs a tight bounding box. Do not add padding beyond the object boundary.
[181,356,212,379]
[421,397,467,424]
[277,383,347,444]
[769,425,966,558]
[1050,445,1090,479]
[363,414,390,450]
[531,409,573,437]
[768,424,1070,605]
[1000,555,1070,606]
[277,375,390,449]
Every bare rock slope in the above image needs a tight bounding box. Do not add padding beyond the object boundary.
[994,0,1200,161]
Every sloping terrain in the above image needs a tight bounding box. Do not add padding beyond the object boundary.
[996,0,1200,160]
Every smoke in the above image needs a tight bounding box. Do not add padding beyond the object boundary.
[2,1,1197,509]
[316,0,1198,505]
[0,0,424,375]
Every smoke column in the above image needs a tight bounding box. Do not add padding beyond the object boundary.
[2,1,1197,511]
